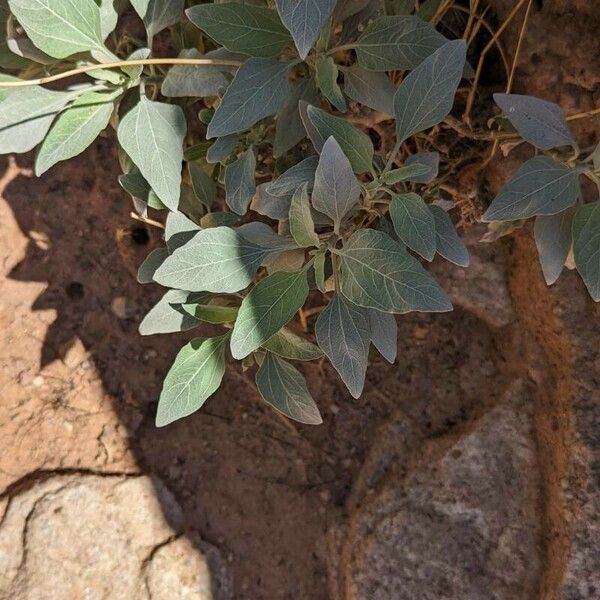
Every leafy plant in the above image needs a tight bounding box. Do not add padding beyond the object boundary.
[0,0,597,427]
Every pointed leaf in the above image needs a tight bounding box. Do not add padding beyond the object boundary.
[343,66,395,114]
[188,162,216,208]
[534,209,573,285]
[267,156,318,197]
[390,192,436,260]
[224,149,256,215]
[165,211,201,252]
[572,201,600,301]
[429,205,469,267]
[289,183,320,247]
[315,56,346,112]
[119,172,164,210]
[368,309,397,363]
[262,327,323,361]
[404,151,439,183]
[251,183,292,221]
[138,248,169,284]
[381,163,431,185]
[179,303,239,324]
[139,289,202,335]
[130,0,184,41]
[206,134,238,164]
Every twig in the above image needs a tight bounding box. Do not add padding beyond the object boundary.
[505,0,533,93]
[566,107,600,122]
[130,211,164,229]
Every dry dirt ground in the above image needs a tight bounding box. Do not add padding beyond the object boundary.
[0,2,599,599]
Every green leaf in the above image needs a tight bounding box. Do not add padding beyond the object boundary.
[337,229,452,313]
[188,163,216,208]
[98,0,119,40]
[207,58,291,138]
[429,205,469,267]
[315,56,346,112]
[381,163,430,184]
[165,210,201,252]
[154,227,268,293]
[230,269,309,359]
[156,335,227,427]
[343,66,395,114]
[313,252,327,293]
[206,134,238,164]
[224,149,256,215]
[404,152,439,183]
[312,136,361,232]
[237,222,298,251]
[186,3,291,58]
[35,90,118,176]
[256,353,322,424]
[251,183,292,221]
[390,192,436,260]
[572,201,600,301]
[130,0,184,42]
[275,0,336,59]
[494,93,575,150]
[534,209,573,286]
[368,309,397,363]
[315,293,370,398]
[179,303,239,324]
[482,156,580,222]
[117,97,186,211]
[119,172,164,210]
[262,327,323,361]
[137,247,169,284]
[139,289,203,335]
[289,183,320,248]
[8,0,106,59]
[394,39,466,144]
[354,15,447,72]
[200,212,240,229]
[267,156,318,197]
[162,49,229,98]
[304,104,374,174]
[0,87,76,154]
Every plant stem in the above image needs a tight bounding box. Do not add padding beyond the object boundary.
[325,44,355,56]
[382,140,402,174]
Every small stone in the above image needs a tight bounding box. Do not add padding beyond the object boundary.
[32,375,44,387]
[111,296,134,320]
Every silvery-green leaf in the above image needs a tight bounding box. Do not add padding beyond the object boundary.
[256,353,322,424]
[224,149,256,215]
[312,136,361,232]
[494,93,575,150]
[337,229,452,313]
[120,47,151,82]
[394,39,466,143]
[572,201,600,301]
[534,209,573,286]
[138,247,169,284]
[404,152,439,183]
[267,156,318,197]
[188,162,216,208]
[289,183,320,248]
[99,0,119,39]
[262,327,323,361]
[251,183,292,221]
[117,97,186,211]
[0,74,20,102]
[343,66,395,114]
[130,0,183,41]
[139,289,201,335]
[355,15,447,72]
[315,293,370,398]
[313,252,327,293]
[200,212,239,229]
[162,49,230,98]
[207,58,290,138]
[275,0,336,59]
[186,3,290,58]
[156,335,227,426]
[381,163,430,184]
[482,156,580,222]
[206,134,238,164]
[8,0,106,59]
[230,269,309,359]
[429,204,469,267]
[368,309,397,363]
[0,86,77,154]
[265,248,305,274]
[179,303,239,324]
[35,90,118,176]
[165,211,201,252]
[237,223,297,256]
[304,105,374,174]
[154,226,268,292]
[390,192,436,260]
[273,77,319,157]
[315,56,346,112]
[119,172,164,210]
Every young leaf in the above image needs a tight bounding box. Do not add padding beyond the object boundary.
[267,156,318,197]
[0,87,76,154]
[237,222,298,251]
[394,39,466,144]
[482,156,580,222]
[354,15,448,72]
[304,104,374,174]
[381,163,431,185]
[156,335,228,427]
[139,289,202,335]
[154,227,268,293]
[289,183,320,248]
[262,327,323,361]
[8,0,106,59]
[251,183,293,221]
[313,252,327,293]
[165,211,201,252]
[35,90,118,176]
[429,205,469,267]
[256,353,322,424]
[275,0,336,59]
[343,66,395,115]
[117,97,186,212]
[119,172,164,211]
[224,149,256,215]
[207,58,291,138]
[368,309,397,363]
[130,0,184,42]
[188,163,216,208]
[200,212,240,229]
[494,93,575,150]
[404,152,439,183]
[138,248,169,284]
[206,134,239,164]
[99,0,118,40]
[315,294,370,398]
[315,56,347,112]
[390,193,436,260]
[572,201,600,301]
[337,229,452,313]
[230,269,309,359]
[186,3,291,58]
[179,303,239,325]
[312,136,361,232]
[534,209,573,285]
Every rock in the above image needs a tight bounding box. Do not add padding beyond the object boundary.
[331,381,542,600]
[0,474,229,600]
